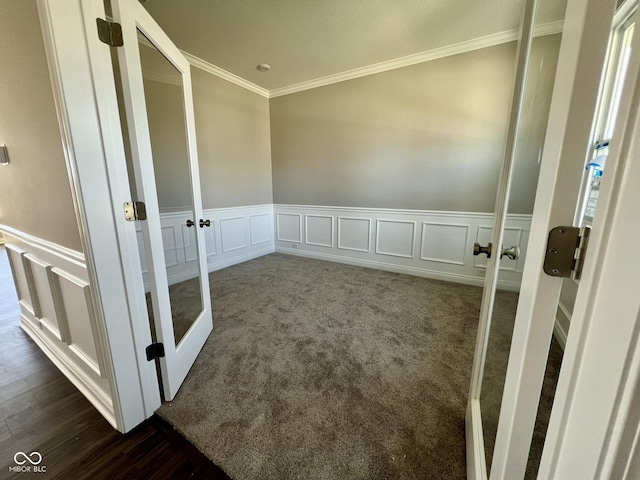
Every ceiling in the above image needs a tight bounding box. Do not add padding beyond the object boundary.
[141,0,566,92]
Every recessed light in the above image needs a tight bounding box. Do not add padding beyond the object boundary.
[256,64,271,72]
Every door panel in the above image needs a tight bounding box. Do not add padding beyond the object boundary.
[481,24,565,478]
[467,0,624,478]
[466,0,541,477]
[113,0,212,400]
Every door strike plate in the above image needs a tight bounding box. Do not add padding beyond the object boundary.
[543,226,591,280]
[123,201,147,221]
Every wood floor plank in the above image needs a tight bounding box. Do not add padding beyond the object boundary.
[0,421,10,443]
[0,389,41,423]
[0,378,31,404]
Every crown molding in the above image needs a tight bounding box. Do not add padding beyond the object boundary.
[182,52,270,98]
[136,20,562,99]
[269,21,564,98]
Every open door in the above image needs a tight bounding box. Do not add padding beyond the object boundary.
[112,0,213,400]
[468,0,638,478]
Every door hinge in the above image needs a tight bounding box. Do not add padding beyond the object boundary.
[146,343,165,361]
[123,201,147,221]
[543,226,591,280]
[96,18,124,47]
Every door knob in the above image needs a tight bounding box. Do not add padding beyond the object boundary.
[473,242,492,258]
[199,219,211,228]
[501,245,520,260]
[186,219,195,228]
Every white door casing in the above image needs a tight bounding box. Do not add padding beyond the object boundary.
[112,0,212,400]
[36,0,162,432]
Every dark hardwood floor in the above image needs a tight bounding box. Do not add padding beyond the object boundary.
[0,246,229,480]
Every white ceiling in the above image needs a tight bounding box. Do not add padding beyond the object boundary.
[141,0,566,92]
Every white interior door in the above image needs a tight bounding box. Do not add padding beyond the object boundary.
[466,0,541,476]
[112,0,213,400]
[468,0,637,478]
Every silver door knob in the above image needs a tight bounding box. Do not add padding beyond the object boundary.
[473,242,492,258]
[199,219,211,228]
[186,219,195,228]
[501,245,520,260]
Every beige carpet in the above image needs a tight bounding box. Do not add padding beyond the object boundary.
[155,253,559,479]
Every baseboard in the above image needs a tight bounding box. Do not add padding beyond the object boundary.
[208,246,275,272]
[20,314,117,428]
[276,246,520,291]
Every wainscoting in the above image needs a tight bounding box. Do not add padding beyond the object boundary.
[0,225,115,427]
[136,204,275,288]
[274,205,533,291]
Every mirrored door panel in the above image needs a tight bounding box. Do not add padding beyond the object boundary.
[137,31,204,346]
[480,19,565,477]
[114,0,212,401]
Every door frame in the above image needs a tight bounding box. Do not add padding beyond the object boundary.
[36,0,162,432]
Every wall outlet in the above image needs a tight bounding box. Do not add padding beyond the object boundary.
[292,243,298,249]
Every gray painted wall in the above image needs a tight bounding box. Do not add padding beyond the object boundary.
[139,54,273,211]
[192,68,273,209]
[270,36,561,214]
[0,0,81,251]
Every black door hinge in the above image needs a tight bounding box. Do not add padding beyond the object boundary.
[146,343,165,361]
[97,18,124,47]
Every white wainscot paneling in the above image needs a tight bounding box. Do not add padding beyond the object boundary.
[273,205,532,291]
[250,214,272,245]
[220,217,248,253]
[305,215,334,248]
[204,222,217,257]
[161,226,179,267]
[136,206,275,290]
[24,254,65,341]
[6,245,35,316]
[53,268,103,376]
[338,217,371,252]
[376,219,415,258]
[474,225,523,271]
[1,228,114,428]
[420,222,469,265]
[277,213,302,243]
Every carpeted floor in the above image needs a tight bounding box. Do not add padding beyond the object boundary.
[154,253,547,480]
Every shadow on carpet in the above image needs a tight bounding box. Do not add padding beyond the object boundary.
[157,253,502,479]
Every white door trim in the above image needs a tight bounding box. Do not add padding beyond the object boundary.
[36,0,161,432]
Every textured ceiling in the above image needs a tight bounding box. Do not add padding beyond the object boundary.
[141,0,566,91]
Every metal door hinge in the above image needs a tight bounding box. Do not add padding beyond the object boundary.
[146,343,165,361]
[123,201,147,221]
[543,226,591,280]
[97,18,123,47]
